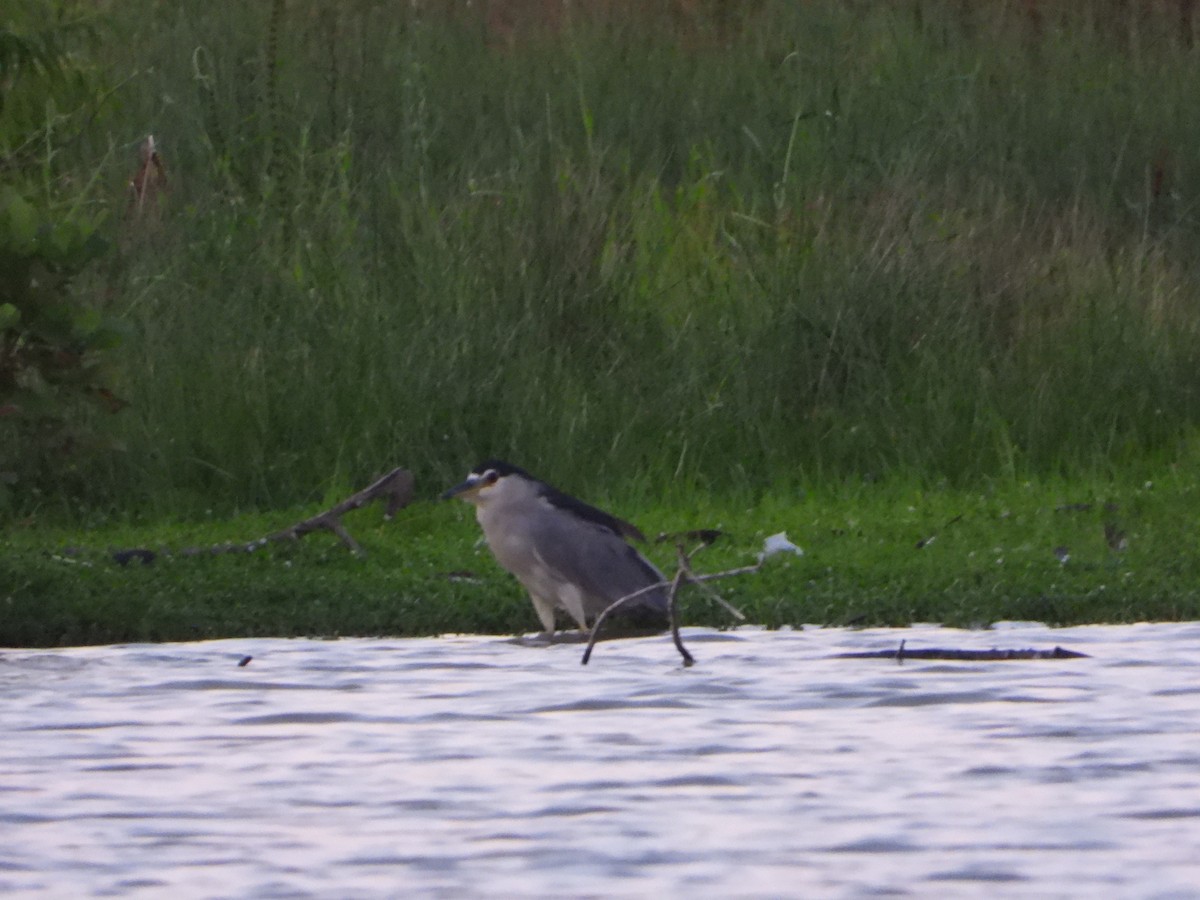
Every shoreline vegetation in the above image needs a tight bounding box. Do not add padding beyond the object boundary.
[6,472,1199,647]
[4,2,1200,645]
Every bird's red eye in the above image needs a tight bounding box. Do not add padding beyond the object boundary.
[482,470,499,486]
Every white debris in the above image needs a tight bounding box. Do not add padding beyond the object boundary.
[758,531,804,563]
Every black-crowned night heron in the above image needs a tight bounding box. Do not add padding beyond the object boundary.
[442,459,669,638]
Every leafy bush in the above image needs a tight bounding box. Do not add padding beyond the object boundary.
[0,7,125,508]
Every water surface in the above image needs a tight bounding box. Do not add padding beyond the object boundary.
[3,623,1199,897]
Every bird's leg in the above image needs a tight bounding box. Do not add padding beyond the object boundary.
[561,607,588,637]
[531,593,558,641]
[558,589,589,634]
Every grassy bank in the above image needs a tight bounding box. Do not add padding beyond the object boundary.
[6,3,1200,644]
[5,0,1200,518]
[5,472,1199,647]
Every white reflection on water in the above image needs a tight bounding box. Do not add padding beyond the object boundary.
[2,622,1200,898]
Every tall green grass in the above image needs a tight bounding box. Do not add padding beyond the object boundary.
[40,0,1200,517]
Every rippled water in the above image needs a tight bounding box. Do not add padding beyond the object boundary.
[3,623,1200,898]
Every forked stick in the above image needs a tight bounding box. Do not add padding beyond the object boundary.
[581,538,757,666]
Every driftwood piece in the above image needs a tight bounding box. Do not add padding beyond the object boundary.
[110,466,413,563]
[263,467,414,555]
[835,639,1089,661]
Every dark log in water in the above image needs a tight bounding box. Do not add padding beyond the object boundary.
[836,641,1089,661]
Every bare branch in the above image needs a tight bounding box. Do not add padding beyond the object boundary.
[264,467,414,555]
[682,567,752,620]
[110,467,414,563]
[666,552,694,667]
[582,537,757,666]
[580,580,671,665]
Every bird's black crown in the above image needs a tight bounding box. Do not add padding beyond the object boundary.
[470,459,532,479]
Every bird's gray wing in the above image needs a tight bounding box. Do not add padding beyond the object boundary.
[536,483,647,542]
[527,514,668,622]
